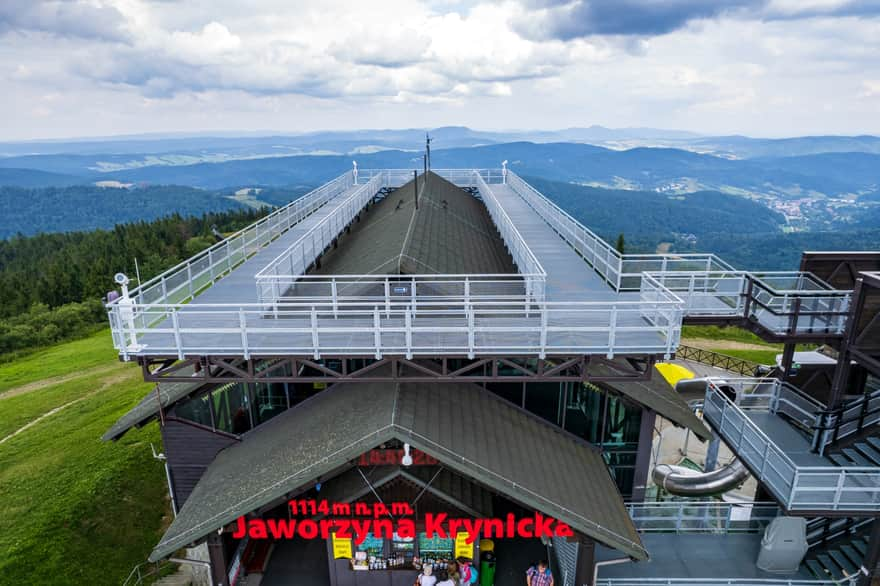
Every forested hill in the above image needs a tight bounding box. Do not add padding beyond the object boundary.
[0,184,307,239]
[0,208,266,357]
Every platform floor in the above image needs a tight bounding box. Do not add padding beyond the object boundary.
[596,533,815,581]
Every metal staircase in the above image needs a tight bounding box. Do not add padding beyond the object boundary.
[804,519,872,583]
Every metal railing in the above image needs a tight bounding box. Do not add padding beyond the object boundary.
[676,345,764,376]
[109,284,682,361]
[354,168,505,187]
[506,171,624,288]
[255,170,547,307]
[627,501,779,534]
[649,271,851,336]
[812,386,880,455]
[704,378,880,512]
[107,171,356,316]
[255,174,384,295]
[122,560,179,586]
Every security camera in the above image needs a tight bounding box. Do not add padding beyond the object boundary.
[114,273,130,286]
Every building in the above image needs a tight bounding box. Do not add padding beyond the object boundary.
[105,163,880,586]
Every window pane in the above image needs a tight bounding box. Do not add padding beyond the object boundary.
[254,381,287,425]
[213,382,252,434]
[173,392,212,427]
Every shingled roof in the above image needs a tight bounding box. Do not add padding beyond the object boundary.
[313,172,516,276]
[588,360,712,442]
[149,380,645,562]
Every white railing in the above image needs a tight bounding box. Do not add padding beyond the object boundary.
[627,501,779,534]
[703,378,880,512]
[647,271,851,335]
[107,171,356,315]
[506,171,624,288]
[255,174,384,293]
[354,168,505,187]
[108,285,682,361]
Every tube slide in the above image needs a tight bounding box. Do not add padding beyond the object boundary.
[652,459,750,497]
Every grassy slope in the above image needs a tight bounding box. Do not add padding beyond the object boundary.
[680,325,782,365]
[0,332,169,585]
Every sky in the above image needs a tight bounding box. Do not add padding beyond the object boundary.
[1,0,879,141]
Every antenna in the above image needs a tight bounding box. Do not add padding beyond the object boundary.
[425,132,432,170]
[413,170,419,209]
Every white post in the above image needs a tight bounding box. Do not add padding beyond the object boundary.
[373,307,382,359]
[311,306,320,359]
[607,306,617,359]
[239,308,249,360]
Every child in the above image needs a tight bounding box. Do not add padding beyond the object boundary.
[416,564,437,586]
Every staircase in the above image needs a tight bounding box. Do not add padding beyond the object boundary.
[803,520,871,583]
[827,437,880,468]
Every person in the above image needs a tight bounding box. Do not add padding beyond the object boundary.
[457,557,477,584]
[415,564,437,586]
[446,561,461,585]
[435,570,455,586]
[526,560,554,586]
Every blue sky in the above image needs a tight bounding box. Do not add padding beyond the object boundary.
[1,0,879,140]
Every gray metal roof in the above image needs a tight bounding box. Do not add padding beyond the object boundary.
[102,366,202,441]
[314,172,516,276]
[149,380,645,562]
[589,361,712,442]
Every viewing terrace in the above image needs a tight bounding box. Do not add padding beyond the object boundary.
[106,167,852,365]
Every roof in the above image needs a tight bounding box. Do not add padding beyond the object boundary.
[313,172,516,276]
[589,361,712,442]
[317,465,494,518]
[102,366,202,441]
[149,380,645,562]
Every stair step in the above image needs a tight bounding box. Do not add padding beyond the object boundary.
[852,539,868,557]
[817,554,846,580]
[865,437,880,452]
[806,559,830,579]
[842,449,874,467]
[840,544,864,566]
[855,442,880,466]
[829,453,851,467]
[829,550,858,575]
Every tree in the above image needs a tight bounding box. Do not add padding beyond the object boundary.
[615,233,626,254]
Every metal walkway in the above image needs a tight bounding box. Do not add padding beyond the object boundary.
[484,184,618,302]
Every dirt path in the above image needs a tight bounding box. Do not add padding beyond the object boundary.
[0,371,132,445]
[0,363,123,400]
[682,337,779,352]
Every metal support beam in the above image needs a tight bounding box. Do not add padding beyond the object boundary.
[206,533,228,586]
[630,408,656,502]
[575,537,597,586]
[858,518,880,586]
[780,343,796,380]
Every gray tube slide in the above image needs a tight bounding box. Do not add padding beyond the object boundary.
[652,459,750,496]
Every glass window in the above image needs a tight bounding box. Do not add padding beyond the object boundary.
[212,382,252,435]
[254,381,287,425]
[391,533,415,564]
[524,381,564,425]
[417,534,453,559]
[173,392,212,427]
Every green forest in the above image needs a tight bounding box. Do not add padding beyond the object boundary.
[0,207,267,358]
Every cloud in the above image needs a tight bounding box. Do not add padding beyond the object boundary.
[0,0,129,42]
[513,0,763,40]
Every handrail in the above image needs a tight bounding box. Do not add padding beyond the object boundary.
[704,378,880,512]
[626,501,779,534]
[676,345,763,376]
[812,386,880,454]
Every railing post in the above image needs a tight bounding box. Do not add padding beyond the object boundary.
[331,279,338,319]
[171,309,184,360]
[384,278,391,318]
[239,308,249,360]
[405,306,413,360]
[540,307,548,359]
[187,263,194,299]
[789,470,800,508]
[833,470,846,510]
[373,307,382,360]
[467,307,475,359]
[310,306,320,359]
[607,306,617,359]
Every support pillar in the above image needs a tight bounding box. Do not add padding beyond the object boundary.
[574,537,596,586]
[207,533,229,586]
[704,436,720,473]
[830,278,866,409]
[630,408,657,502]
[780,342,796,380]
[858,518,880,586]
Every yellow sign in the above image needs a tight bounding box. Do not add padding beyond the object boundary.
[454,532,473,559]
[331,532,352,559]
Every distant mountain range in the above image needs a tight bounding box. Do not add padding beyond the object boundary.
[0,141,876,204]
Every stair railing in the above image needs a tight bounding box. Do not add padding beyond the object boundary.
[811,387,880,455]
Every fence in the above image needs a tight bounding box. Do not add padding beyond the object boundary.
[676,345,764,376]
[626,501,779,534]
[704,378,880,512]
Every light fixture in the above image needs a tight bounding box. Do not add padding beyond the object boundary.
[401,443,413,467]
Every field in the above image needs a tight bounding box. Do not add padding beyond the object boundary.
[680,325,786,366]
[0,331,169,585]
